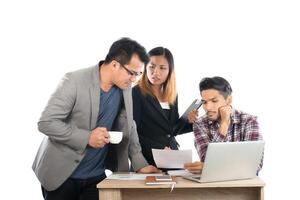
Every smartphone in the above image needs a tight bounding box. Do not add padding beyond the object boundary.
[155,175,172,181]
[180,99,202,120]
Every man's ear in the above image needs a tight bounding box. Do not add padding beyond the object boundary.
[111,60,118,68]
[226,95,232,105]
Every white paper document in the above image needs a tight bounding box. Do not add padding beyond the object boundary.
[152,149,192,169]
[106,172,163,180]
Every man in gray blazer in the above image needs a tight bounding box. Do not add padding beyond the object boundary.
[32,38,159,200]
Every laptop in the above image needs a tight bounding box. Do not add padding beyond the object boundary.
[183,140,265,183]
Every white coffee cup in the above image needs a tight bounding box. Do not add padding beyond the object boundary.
[109,131,123,144]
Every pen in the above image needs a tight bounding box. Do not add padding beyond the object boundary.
[170,183,175,192]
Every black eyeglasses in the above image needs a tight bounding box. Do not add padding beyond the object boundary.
[119,62,142,77]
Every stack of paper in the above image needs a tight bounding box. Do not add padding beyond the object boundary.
[107,172,163,180]
[145,176,177,185]
[167,169,195,177]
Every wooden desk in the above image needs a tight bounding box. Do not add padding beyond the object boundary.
[97,177,265,200]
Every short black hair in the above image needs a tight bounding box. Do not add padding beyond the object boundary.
[199,76,232,98]
[104,37,149,66]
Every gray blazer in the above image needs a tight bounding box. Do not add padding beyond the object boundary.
[32,64,148,191]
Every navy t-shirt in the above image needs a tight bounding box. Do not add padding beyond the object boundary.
[71,86,121,179]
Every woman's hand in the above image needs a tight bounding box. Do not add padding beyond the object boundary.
[187,109,199,123]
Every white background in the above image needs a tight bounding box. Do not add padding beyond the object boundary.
[0,0,299,199]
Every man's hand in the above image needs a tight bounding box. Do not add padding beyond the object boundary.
[187,109,199,124]
[219,105,232,123]
[218,105,232,136]
[137,165,161,173]
[184,161,203,173]
[88,127,110,148]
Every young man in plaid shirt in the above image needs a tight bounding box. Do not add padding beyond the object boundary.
[184,76,263,173]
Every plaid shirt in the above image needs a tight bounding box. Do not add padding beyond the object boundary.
[193,109,263,170]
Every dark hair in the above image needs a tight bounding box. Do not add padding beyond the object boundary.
[199,76,232,98]
[104,37,149,65]
[148,47,174,73]
[138,47,177,104]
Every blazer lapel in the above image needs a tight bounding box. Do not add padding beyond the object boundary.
[169,104,177,124]
[89,65,101,129]
[122,88,132,133]
[147,96,169,122]
[90,86,100,129]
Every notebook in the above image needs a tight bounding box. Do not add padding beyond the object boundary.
[183,140,265,183]
[145,175,177,185]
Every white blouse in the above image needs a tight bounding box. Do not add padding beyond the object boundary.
[160,102,170,109]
